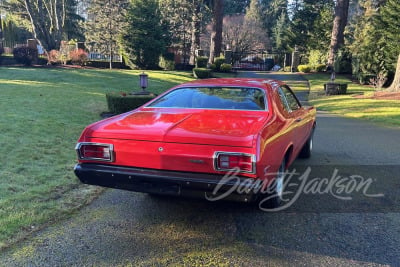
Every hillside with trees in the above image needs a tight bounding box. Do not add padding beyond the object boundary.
[0,0,399,89]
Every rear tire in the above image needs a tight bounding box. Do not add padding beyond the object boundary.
[298,129,314,158]
[259,159,286,209]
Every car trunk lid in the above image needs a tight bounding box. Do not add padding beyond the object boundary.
[88,109,269,148]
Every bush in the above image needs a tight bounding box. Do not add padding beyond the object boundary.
[298,65,312,73]
[13,46,38,66]
[283,66,292,72]
[214,57,225,71]
[48,50,60,65]
[193,68,212,79]
[159,52,175,70]
[209,63,217,71]
[314,64,326,72]
[69,49,88,66]
[220,63,232,73]
[196,56,208,68]
[106,92,156,114]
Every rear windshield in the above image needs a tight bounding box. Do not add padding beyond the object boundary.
[146,87,267,111]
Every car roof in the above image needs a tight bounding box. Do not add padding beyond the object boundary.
[175,78,285,90]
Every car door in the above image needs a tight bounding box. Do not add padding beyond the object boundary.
[277,86,309,153]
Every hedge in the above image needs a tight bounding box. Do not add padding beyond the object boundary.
[13,46,38,66]
[220,63,232,73]
[214,57,225,71]
[196,56,208,68]
[193,68,212,79]
[314,64,326,72]
[298,65,312,73]
[106,92,157,114]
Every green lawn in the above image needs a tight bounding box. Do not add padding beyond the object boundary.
[0,67,194,249]
[306,73,400,127]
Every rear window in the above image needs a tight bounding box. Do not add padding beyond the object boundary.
[146,87,267,111]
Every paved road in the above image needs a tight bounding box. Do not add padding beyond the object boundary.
[2,72,400,266]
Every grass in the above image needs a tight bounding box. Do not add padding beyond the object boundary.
[0,66,194,249]
[306,73,400,127]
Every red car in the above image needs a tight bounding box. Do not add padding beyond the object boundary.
[74,78,316,207]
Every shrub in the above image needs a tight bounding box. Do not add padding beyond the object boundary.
[69,49,88,66]
[220,63,232,73]
[214,56,225,71]
[283,66,292,72]
[159,52,175,70]
[48,50,60,65]
[209,63,217,71]
[314,64,326,72]
[298,65,312,73]
[13,46,38,66]
[193,68,212,79]
[196,56,208,68]
[106,92,156,114]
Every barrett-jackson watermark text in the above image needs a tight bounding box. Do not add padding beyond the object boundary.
[205,167,384,212]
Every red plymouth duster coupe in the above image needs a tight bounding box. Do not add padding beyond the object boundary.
[74,78,316,207]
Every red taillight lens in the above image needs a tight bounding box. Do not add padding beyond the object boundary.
[76,143,114,162]
[215,152,255,173]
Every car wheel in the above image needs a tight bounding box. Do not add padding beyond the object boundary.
[259,159,286,209]
[298,129,314,158]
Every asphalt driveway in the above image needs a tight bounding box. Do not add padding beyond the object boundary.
[1,71,399,266]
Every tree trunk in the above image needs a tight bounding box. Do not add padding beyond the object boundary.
[327,0,349,66]
[189,2,201,66]
[209,0,224,64]
[388,54,400,92]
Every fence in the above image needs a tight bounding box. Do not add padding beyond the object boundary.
[0,40,26,54]
[87,52,122,62]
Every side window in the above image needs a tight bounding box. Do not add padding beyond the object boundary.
[281,86,301,111]
[277,88,290,112]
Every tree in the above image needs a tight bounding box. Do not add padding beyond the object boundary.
[349,0,399,84]
[2,0,83,54]
[224,0,249,14]
[273,11,293,53]
[208,0,224,64]
[85,0,128,69]
[376,0,400,91]
[327,0,350,66]
[388,54,400,92]
[223,14,268,56]
[189,1,203,65]
[120,0,168,69]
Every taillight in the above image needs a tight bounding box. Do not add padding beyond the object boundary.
[214,152,256,174]
[76,142,114,162]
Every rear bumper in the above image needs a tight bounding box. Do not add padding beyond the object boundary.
[74,163,258,202]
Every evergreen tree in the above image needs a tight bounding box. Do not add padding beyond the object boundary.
[120,0,168,69]
[85,0,128,69]
[349,0,397,79]
[273,11,293,53]
[224,0,249,15]
[376,0,400,91]
[327,0,350,66]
